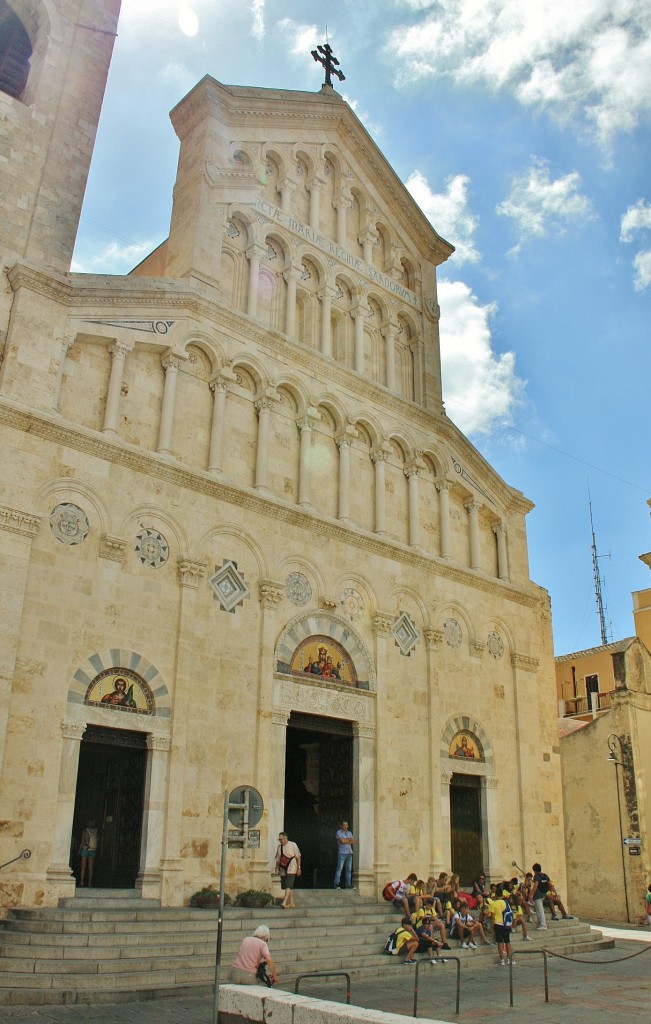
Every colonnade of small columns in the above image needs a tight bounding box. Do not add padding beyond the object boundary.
[96,341,509,581]
[239,237,423,398]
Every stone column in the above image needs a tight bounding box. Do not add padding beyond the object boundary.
[157,354,181,455]
[161,558,206,905]
[493,523,510,581]
[246,244,265,318]
[361,229,378,265]
[352,304,368,374]
[371,446,389,535]
[52,333,74,412]
[248,581,285,891]
[208,376,229,473]
[254,395,275,491]
[371,612,393,890]
[405,463,421,548]
[436,481,451,559]
[46,721,86,892]
[424,629,444,872]
[136,734,171,900]
[102,341,130,435]
[352,722,376,895]
[465,500,481,570]
[481,776,501,880]
[283,266,300,340]
[336,427,357,522]
[319,286,336,357]
[334,195,352,246]
[297,411,319,507]
[279,180,295,214]
[269,709,290,891]
[0,507,40,775]
[440,770,453,870]
[308,180,323,231]
[411,339,424,405]
[382,323,397,392]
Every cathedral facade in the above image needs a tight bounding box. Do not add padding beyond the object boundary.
[0,0,564,907]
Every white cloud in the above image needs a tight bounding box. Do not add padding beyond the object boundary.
[496,159,593,241]
[632,251,651,292]
[438,279,524,435]
[251,0,265,41]
[71,241,155,275]
[278,19,319,58]
[389,0,651,145]
[342,95,383,138]
[620,199,651,242]
[620,200,651,290]
[406,171,479,264]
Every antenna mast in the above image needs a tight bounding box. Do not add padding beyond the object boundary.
[589,497,610,646]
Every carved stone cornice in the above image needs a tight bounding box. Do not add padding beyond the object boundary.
[177,558,207,588]
[441,771,453,785]
[272,709,291,727]
[99,534,127,562]
[470,640,486,660]
[0,505,40,538]
[511,653,540,672]
[484,776,499,789]
[0,400,539,609]
[258,579,284,608]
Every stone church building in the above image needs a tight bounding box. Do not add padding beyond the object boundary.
[0,0,564,908]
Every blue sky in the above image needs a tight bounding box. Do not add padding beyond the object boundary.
[73,0,651,655]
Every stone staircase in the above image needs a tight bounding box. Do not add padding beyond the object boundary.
[0,889,614,1006]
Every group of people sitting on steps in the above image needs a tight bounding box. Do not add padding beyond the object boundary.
[384,863,573,966]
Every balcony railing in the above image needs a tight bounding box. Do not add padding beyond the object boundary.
[561,690,614,717]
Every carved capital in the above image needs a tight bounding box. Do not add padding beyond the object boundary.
[423,629,444,651]
[108,341,131,361]
[322,596,338,609]
[161,353,182,373]
[255,396,274,416]
[246,243,267,263]
[492,523,507,539]
[352,722,376,740]
[351,304,369,321]
[61,721,86,742]
[484,776,499,789]
[335,425,358,448]
[470,640,486,660]
[0,505,40,538]
[370,445,390,464]
[272,709,291,727]
[147,734,171,752]
[373,612,394,636]
[99,534,127,562]
[258,579,284,608]
[283,265,302,285]
[177,558,207,588]
[441,771,453,786]
[464,500,482,515]
[435,481,450,495]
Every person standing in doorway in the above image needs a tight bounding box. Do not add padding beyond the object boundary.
[333,819,355,888]
[275,831,301,909]
[77,818,99,887]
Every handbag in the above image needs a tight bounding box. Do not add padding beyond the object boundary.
[278,845,294,871]
[256,961,274,987]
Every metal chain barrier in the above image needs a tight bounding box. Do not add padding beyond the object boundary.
[542,942,651,964]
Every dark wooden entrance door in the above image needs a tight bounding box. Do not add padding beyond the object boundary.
[70,726,147,888]
[450,774,483,886]
[284,713,353,888]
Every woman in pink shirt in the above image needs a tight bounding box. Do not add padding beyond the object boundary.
[229,925,279,986]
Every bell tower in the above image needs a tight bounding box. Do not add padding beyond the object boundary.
[0,0,121,328]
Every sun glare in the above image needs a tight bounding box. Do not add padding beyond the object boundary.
[178,6,199,38]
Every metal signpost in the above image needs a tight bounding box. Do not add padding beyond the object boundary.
[212,786,264,1024]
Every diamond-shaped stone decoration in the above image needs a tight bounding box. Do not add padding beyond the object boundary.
[392,611,419,657]
[209,560,250,613]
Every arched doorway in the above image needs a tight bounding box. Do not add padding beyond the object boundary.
[70,725,147,888]
[450,773,484,885]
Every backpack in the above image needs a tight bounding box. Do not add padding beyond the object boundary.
[502,899,513,928]
[382,882,396,902]
[383,929,399,955]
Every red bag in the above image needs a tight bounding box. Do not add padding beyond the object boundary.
[465,894,478,909]
[382,882,396,902]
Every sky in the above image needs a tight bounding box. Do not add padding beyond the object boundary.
[73,0,651,656]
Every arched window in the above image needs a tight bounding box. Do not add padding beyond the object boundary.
[0,2,32,100]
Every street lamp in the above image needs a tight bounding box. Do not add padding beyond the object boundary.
[606,733,630,923]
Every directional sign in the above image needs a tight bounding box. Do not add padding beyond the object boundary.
[623,837,642,847]
[228,786,264,828]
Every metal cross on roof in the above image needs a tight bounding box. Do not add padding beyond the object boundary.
[311,42,346,87]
